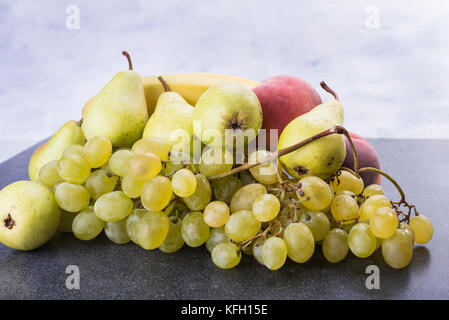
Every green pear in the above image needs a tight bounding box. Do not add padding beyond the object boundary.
[28,120,85,181]
[278,100,346,179]
[142,91,194,148]
[82,52,149,147]
[0,181,61,250]
[193,83,262,149]
[153,90,188,112]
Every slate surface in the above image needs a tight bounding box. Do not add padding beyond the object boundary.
[0,139,448,300]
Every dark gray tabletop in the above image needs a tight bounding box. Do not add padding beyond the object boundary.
[0,139,448,300]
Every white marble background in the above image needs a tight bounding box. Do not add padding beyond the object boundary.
[0,0,448,162]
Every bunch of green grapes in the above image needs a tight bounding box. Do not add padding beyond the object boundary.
[38,134,432,271]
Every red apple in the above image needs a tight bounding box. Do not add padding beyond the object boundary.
[343,132,381,185]
[253,75,322,149]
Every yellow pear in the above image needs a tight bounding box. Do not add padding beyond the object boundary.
[82,52,148,147]
[278,99,345,179]
[28,120,85,181]
[142,89,194,148]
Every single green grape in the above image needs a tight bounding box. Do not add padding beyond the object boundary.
[108,149,133,177]
[409,215,433,244]
[132,137,170,161]
[127,152,162,181]
[335,190,355,197]
[211,175,242,204]
[330,170,364,195]
[125,209,147,243]
[400,223,415,244]
[203,201,230,228]
[252,193,280,222]
[163,159,184,176]
[370,207,398,239]
[57,154,91,184]
[121,173,146,198]
[359,195,390,221]
[296,176,333,211]
[171,168,197,197]
[248,150,278,185]
[211,242,241,269]
[136,211,169,250]
[39,160,61,187]
[63,144,84,157]
[283,222,315,263]
[159,216,184,253]
[252,237,266,265]
[59,210,78,233]
[362,184,384,197]
[94,191,133,222]
[172,201,190,220]
[331,194,359,224]
[105,218,130,244]
[181,212,210,247]
[229,183,267,213]
[239,170,256,186]
[84,169,118,200]
[169,137,198,163]
[183,174,211,211]
[72,207,105,241]
[225,210,261,242]
[348,223,377,258]
[337,220,356,234]
[322,228,349,263]
[375,237,383,250]
[269,213,294,238]
[299,211,330,241]
[141,176,173,212]
[262,236,287,270]
[100,162,114,176]
[206,227,230,253]
[242,240,255,256]
[54,182,90,213]
[199,147,233,177]
[82,136,112,168]
[382,229,413,269]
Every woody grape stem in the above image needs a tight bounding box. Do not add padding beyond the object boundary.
[209,125,359,180]
[358,167,419,222]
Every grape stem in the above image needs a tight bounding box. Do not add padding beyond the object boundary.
[239,220,284,251]
[359,168,405,202]
[209,125,360,180]
[358,167,419,223]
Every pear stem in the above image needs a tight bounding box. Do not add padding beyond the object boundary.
[157,76,171,92]
[318,81,361,177]
[209,125,353,180]
[320,81,339,101]
[122,51,133,70]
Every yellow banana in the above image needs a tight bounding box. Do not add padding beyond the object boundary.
[141,73,259,115]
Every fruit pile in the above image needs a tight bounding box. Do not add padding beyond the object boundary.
[0,52,433,271]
